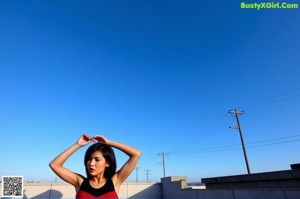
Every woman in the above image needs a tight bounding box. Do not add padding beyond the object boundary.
[49,134,141,198]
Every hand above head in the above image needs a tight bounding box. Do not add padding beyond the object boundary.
[77,134,93,146]
[92,135,110,145]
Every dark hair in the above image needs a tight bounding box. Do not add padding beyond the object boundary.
[84,143,116,179]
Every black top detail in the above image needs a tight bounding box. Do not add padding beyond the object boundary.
[78,178,116,197]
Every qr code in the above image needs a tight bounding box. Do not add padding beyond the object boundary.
[1,176,23,197]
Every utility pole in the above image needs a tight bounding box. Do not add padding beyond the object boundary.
[144,170,151,183]
[48,177,57,199]
[229,109,251,174]
[158,152,168,178]
[135,167,141,182]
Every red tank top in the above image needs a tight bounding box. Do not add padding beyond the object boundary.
[76,178,118,199]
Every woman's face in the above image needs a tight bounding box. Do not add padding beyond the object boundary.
[87,151,109,177]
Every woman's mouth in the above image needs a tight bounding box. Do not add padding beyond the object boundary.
[88,168,95,173]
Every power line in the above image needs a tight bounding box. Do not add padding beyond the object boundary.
[170,138,300,154]
[162,88,300,154]
[247,138,300,149]
[168,134,300,154]
[168,113,228,153]
[158,88,300,168]
[244,94,300,111]
[170,143,241,154]
[247,134,300,146]
[239,87,300,110]
[186,113,228,146]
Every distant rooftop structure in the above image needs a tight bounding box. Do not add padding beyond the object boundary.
[202,163,300,189]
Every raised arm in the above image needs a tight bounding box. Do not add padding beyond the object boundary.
[49,134,92,191]
[93,135,141,188]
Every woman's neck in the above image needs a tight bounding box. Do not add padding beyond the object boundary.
[89,175,107,188]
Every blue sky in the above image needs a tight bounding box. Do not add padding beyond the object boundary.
[0,1,300,183]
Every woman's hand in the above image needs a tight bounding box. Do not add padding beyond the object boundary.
[92,135,110,145]
[77,134,93,146]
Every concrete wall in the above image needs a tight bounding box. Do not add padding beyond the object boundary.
[0,182,162,199]
[202,165,300,189]
[162,176,234,199]
[2,164,300,199]
[2,177,300,199]
[161,176,300,199]
[119,182,162,199]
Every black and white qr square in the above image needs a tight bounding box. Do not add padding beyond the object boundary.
[1,176,23,197]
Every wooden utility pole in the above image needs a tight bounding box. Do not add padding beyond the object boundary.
[135,167,141,182]
[229,109,251,174]
[158,152,168,177]
[144,170,151,182]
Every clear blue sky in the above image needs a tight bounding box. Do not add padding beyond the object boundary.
[1,1,300,183]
